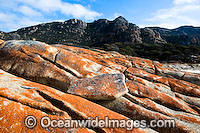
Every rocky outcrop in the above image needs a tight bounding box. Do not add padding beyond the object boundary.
[141,28,167,44]
[0,40,200,132]
[150,26,200,45]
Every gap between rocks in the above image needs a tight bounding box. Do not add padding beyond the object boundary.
[0,94,64,116]
[36,90,105,133]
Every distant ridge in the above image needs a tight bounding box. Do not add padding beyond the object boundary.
[1,16,200,46]
[0,16,167,46]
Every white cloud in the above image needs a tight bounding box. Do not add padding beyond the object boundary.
[0,0,101,31]
[18,5,42,17]
[173,0,199,5]
[17,0,102,20]
[146,0,200,28]
[60,2,102,20]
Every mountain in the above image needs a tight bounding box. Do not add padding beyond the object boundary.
[1,17,200,46]
[150,26,200,45]
[1,16,166,46]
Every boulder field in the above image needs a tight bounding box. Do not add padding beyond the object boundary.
[0,40,200,132]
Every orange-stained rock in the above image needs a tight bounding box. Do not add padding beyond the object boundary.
[168,78,200,97]
[53,45,101,57]
[126,80,199,115]
[125,67,169,86]
[154,62,200,85]
[0,40,120,91]
[127,74,174,96]
[175,93,200,108]
[0,39,4,46]
[96,97,198,133]
[127,56,155,74]
[79,54,127,72]
[0,97,95,133]
[182,72,200,85]
[124,94,200,125]
[54,46,120,78]
[104,57,132,68]
[68,74,128,100]
[0,40,77,92]
[54,44,127,72]
[0,69,146,133]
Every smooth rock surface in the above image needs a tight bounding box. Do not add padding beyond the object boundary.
[68,74,128,100]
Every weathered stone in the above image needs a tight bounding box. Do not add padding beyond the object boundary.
[127,57,155,74]
[175,93,200,108]
[126,80,199,115]
[0,40,78,92]
[54,45,127,72]
[0,69,146,132]
[53,45,101,57]
[183,72,200,85]
[168,78,200,98]
[105,57,132,68]
[0,97,95,133]
[96,97,199,132]
[125,67,169,86]
[124,93,200,125]
[53,46,120,78]
[127,74,174,96]
[68,74,128,100]
[0,39,4,46]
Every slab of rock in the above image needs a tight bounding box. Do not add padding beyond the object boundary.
[127,74,174,96]
[0,40,120,92]
[53,45,127,72]
[127,57,155,74]
[68,74,128,100]
[168,78,200,98]
[54,48,119,78]
[182,72,200,85]
[0,40,77,92]
[0,96,96,133]
[125,67,169,86]
[126,80,198,115]
[0,39,4,46]
[96,97,199,133]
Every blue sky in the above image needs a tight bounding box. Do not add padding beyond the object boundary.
[0,0,200,32]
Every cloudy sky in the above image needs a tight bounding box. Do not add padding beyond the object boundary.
[0,0,200,32]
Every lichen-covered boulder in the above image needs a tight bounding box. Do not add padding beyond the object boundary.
[68,74,128,100]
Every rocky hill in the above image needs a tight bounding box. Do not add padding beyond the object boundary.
[1,17,200,46]
[150,26,200,45]
[0,39,200,132]
[1,16,166,46]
